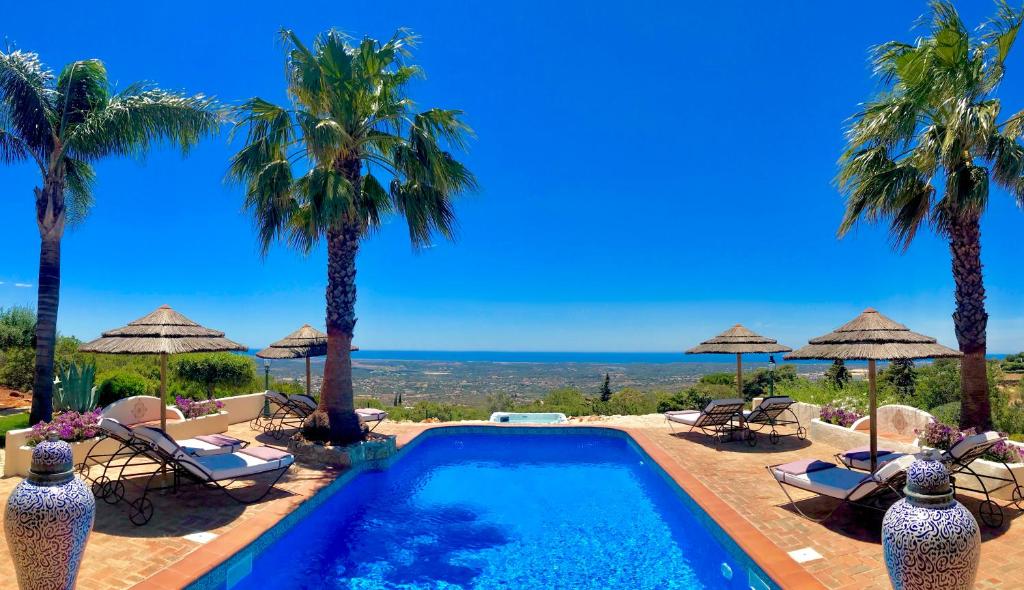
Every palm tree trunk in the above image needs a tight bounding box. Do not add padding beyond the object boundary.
[949,214,992,431]
[320,222,362,444]
[29,178,66,425]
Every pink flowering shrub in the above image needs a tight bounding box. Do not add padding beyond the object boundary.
[916,422,1022,463]
[916,421,964,450]
[820,404,861,427]
[27,410,102,446]
[174,396,224,419]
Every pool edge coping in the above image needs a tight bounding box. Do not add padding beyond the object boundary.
[131,424,826,590]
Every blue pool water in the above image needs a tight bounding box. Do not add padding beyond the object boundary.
[209,429,778,590]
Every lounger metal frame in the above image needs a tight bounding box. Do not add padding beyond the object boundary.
[666,401,747,445]
[249,392,313,440]
[766,463,907,522]
[946,439,1024,528]
[837,437,1024,527]
[115,432,291,526]
[76,424,164,506]
[744,398,807,447]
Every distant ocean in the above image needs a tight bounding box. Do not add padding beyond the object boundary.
[245,349,1007,365]
[246,349,832,364]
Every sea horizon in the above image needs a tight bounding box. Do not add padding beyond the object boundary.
[245,349,1009,365]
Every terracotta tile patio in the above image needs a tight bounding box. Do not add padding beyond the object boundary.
[0,419,1021,589]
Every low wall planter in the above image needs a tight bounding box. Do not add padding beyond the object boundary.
[287,434,398,469]
[809,419,921,455]
[166,411,230,441]
[4,435,121,479]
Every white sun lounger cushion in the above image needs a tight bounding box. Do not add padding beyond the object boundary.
[356,408,388,422]
[773,455,913,502]
[665,410,702,426]
[949,431,1003,460]
[190,448,294,480]
[178,437,242,457]
[99,417,135,441]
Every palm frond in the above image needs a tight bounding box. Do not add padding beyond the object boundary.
[63,157,95,226]
[0,50,56,154]
[66,83,221,161]
[55,60,109,137]
[0,109,30,164]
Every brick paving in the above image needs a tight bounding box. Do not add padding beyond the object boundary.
[0,419,1021,589]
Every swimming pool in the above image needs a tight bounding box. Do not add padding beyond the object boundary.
[191,428,779,590]
[488,411,568,424]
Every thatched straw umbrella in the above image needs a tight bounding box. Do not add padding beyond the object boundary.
[686,325,792,397]
[255,324,358,396]
[786,308,960,471]
[79,305,246,430]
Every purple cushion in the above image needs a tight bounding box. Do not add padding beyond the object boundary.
[775,459,836,476]
[238,446,291,462]
[195,434,244,447]
[842,446,895,461]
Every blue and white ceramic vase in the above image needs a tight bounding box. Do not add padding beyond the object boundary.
[4,434,96,590]
[882,450,980,590]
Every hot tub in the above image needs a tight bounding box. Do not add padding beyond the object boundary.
[489,412,568,424]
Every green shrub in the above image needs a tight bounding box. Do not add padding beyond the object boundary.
[657,383,724,412]
[604,388,659,415]
[930,401,961,427]
[913,359,961,410]
[1001,352,1024,373]
[0,347,34,392]
[0,306,35,349]
[171,353,256,399]
[96,371,155,407]
[742,365,798,400]
[541,387,593,416]
[994,401,1024,438]
[699,372,734,386]
[486,391,518,413]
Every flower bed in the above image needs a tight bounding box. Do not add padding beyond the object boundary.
[819,404,861,428]
[174,396,224,419]
[917,421,1023,464]
[25,409,102,446]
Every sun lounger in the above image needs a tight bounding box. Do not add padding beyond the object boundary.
[837,431,1022,526]
[356,407,388,431]
[665,399,747,443]
[119,426,293,525]
[249,391,316,439]
[742,396,806,446]
[767,454,914,522]
[291,395,389,432]
[77,418,248,504]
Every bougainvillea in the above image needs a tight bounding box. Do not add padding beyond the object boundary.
[820,404,861,427]
[174,395,224,419]
[27,410,102,445]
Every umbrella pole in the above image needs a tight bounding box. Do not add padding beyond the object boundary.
[306,356,312,396]
[160,352,168,431]
[736,353,743,397]
[868,359,877,472]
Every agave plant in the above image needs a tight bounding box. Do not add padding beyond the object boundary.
[53,360,99,413]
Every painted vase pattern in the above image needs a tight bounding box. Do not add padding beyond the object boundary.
[882,452,980,590]
[4,435,96,590]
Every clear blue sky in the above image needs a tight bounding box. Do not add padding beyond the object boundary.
[2,1,1023,352]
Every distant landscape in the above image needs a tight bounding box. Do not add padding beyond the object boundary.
[256,351,835,404]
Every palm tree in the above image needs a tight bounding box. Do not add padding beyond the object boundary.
[0,49,221,424]
[229,29,477,444]
[837,1,1024,431]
